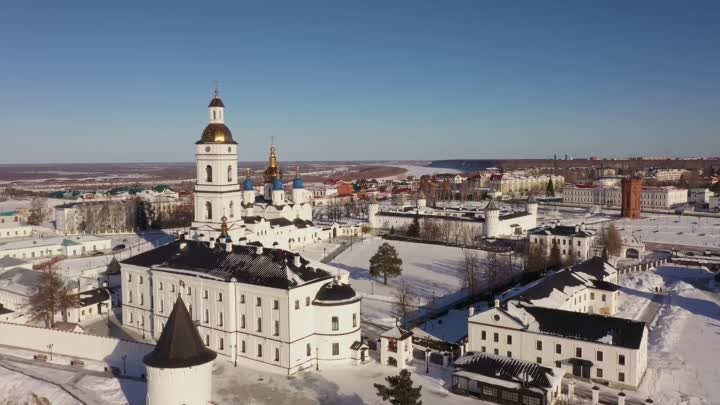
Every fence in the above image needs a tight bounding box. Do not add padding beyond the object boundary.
[617,256,671,275]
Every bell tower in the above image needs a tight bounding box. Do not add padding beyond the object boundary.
[191,88,243,238]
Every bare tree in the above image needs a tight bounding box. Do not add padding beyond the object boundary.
[27,197,50,225]
[525,243,548,273]
[463,250,482,295]
[27,269,78,328]
[602,223,623,257]
[392,281,417,322]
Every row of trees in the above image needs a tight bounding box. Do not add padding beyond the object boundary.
[65,198,193,234]
[462,250,513,296]
[27,197,52,225]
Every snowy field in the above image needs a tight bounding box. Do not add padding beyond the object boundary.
[614,215,720,250]
[375,164,461,180]
[617,266,720,404]
[330,237,471,328]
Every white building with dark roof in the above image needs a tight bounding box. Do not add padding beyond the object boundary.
[466,257,647,388]
[528,223,597,261]
[120,237,364,374]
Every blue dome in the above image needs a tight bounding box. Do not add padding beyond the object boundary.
[272,179,284,191]
[293,177,304,189]
[243,177,254,191]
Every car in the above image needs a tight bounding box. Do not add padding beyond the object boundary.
[112,244,126,251]
[91,251,104,256]
[686,251,695,257]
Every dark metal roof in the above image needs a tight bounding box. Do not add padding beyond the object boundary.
[523,306,646,349]
[74,288,110,307]
[315,282,357,302]
[143,297,217,368]
[0,256,29,268]
[106,258,121,274]
[571,256,615,279]
[0,305,12,315]
[530,225,593,237]
[499,211,531,220]
[514,270,587,304]
[196,123,236,144]
[208,97,224,107]
[122,241,333,289]
[454,352,559,389]
[590,279,620,292]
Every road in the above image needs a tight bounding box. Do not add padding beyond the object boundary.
[636,293,664,324]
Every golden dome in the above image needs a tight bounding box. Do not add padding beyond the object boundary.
[263,145,282,183]
[196,123,236,145]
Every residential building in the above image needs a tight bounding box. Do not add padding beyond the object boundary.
[563,185,687,210]
[489,174,564,195]
[528,223,597,261]
[0,235,111,261]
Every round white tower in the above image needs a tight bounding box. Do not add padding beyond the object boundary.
[291,167,306,203]
[271,179,285,205]
[526,194,539,223]
[143,297,216,405]
[368,195,380,228]
[416,190,427,208]
[242,169,256,206]
[484,199,500,238]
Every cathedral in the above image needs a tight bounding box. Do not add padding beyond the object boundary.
[189,91,359,250]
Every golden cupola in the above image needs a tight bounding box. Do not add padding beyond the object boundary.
[196,89,236,145]
[263,144,282,183]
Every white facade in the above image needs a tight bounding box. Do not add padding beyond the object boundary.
[121,242,362,375]
[0,235,111,261]
[563,185,688,209]
[489,174,564,195]
[146,361,213,405]
[0,223,34,239]
[688,188,712,204]
[529,223,597,261]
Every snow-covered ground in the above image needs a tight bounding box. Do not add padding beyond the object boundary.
[330,237,471,328]
[375,164,461,180]
[615,215,720,250]
[0,364,81,405]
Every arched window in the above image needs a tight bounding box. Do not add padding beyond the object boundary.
[213,111,216,120]
[229,201,234,218]
[206,165,213,182]
[227,165,233,182]
[205,201,212,220]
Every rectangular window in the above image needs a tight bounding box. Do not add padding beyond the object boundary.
[536,340,542,350]
[576,347,582,358]
[331,316,339,331]
[307,343,311,356]
[597,368,603,378]
[555,344,562,354]
[128,290,133,303]
[619,354,625,365]
[536,357,542,364]
[257,297,262,307]
[159,281,163,291]
[602,294,607,302]
[171,284,175,293]
[205,334,209,347]
[507,351,512,358]
[522,396,541,405]
[127,274,132,282]
[274,348,280,362]
[482,386,497,397]
[555,361,561,368]
[219,338,224,350]
[506,335,512,345]
[218,292,223,302]
[203,290,209,299]
[273,299,279,310]
[493,333,499,343]
[240,294,245,303]
[295,300,300,309]
[481,346,486,353]
[618,372,625,382]
[218,312,224,327]
[257,344,263,358]
[240,314,245,328]
[332,343,339,356]
[204,309,209,323]
[160,300,164,313]
[501,390,519,402]
[241,340,246,353]
[140,293,144,306]
[306,297,310,306]
[590,292,595,300]
[187,287,191,296]
[139,276,143,284]
[274,321,279,336]
[597,351,603,362]
[494,348,499,355]
[257,318,262,333]
[353,313,357,328]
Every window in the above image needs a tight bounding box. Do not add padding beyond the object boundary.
[501,390,519,402]
[555,361,561,368]
[227,165,233,182]
[128,290,133,303]
[218,312,224,327]
[353,313,357,328]
[241,340,246,353]
[171,284,175,293]
[332,343,339,356]
[257,317,262,332]
[576,347,582,358]
[597,351,603,362]
[256,297,262,307]
[218,292,223,302]
[128,274,132,282]
[555,344,562,354]
[590,292,595,300]
[482,386,497,397]
[139,276,143,285]
[273,299,279,309]
[204,309,209,323]
[240,314,246,328]
[507,351,512,358]
[522,396,541,405]
[257,344,263,358]
[619,354,625,365]
[597,368,603,378]
[188,304,193,318]
[481,331,486,340]
[160,300,164,313]
[159,282,163,291]
[493,333,499,343]
[205,201,212,220]
[206,165,213,182]
[602,294,607,302]
[203,290,209,299]
[240,294,245,303]
[205,334,210,346]
[481,346,486,352]
[536,340,542,350]
[618,372,625,382]
[140,293,144,306]
[307,343,311,356]
[506,335,512,345]
[274,348,280,362]
[219,338,224,350]
[494,348,499,355]
[187,287,192,296]
[305,297,310,306]
[295,300,300,309]
[274,321,279,336]
[331,316,339,331]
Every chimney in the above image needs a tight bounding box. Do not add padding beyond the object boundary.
[208,238,215,249]
[255,245,263,255]
[468,306,475,317]
[293,253,301,267]
[617,392,626,405]
[494,299,500,308]
[591,386,600,404]
[225,242,232,253]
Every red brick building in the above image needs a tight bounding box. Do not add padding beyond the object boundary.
[621,178,642,219]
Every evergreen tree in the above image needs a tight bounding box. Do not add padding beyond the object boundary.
[28,269,78,328]
[374,369,423,405]
[406,211,420,238]
[369,242,403,285]
[546,179,555,197]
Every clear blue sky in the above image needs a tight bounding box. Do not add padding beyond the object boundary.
[1,1,719,163]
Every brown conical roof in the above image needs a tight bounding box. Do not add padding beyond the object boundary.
[143,296,217,369]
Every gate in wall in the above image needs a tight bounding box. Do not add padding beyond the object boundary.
[430,352,444,365]
[413,349,426,361]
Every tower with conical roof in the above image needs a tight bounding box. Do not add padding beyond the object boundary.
[263,142,282,200]
[143,297,216,405]
[484,199,500,238]
[192,88,243,238]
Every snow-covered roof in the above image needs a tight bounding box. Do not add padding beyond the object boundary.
[381,325,413,340]
[453,352,564,390]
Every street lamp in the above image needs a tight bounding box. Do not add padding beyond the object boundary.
[47,344,54,361]
[316,347,319,371]
[121,354,127,375]
[425,349,432,373]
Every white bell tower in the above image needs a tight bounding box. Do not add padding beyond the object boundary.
[191,88,243,239]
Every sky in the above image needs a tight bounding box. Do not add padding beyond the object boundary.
[1,1,719,164]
